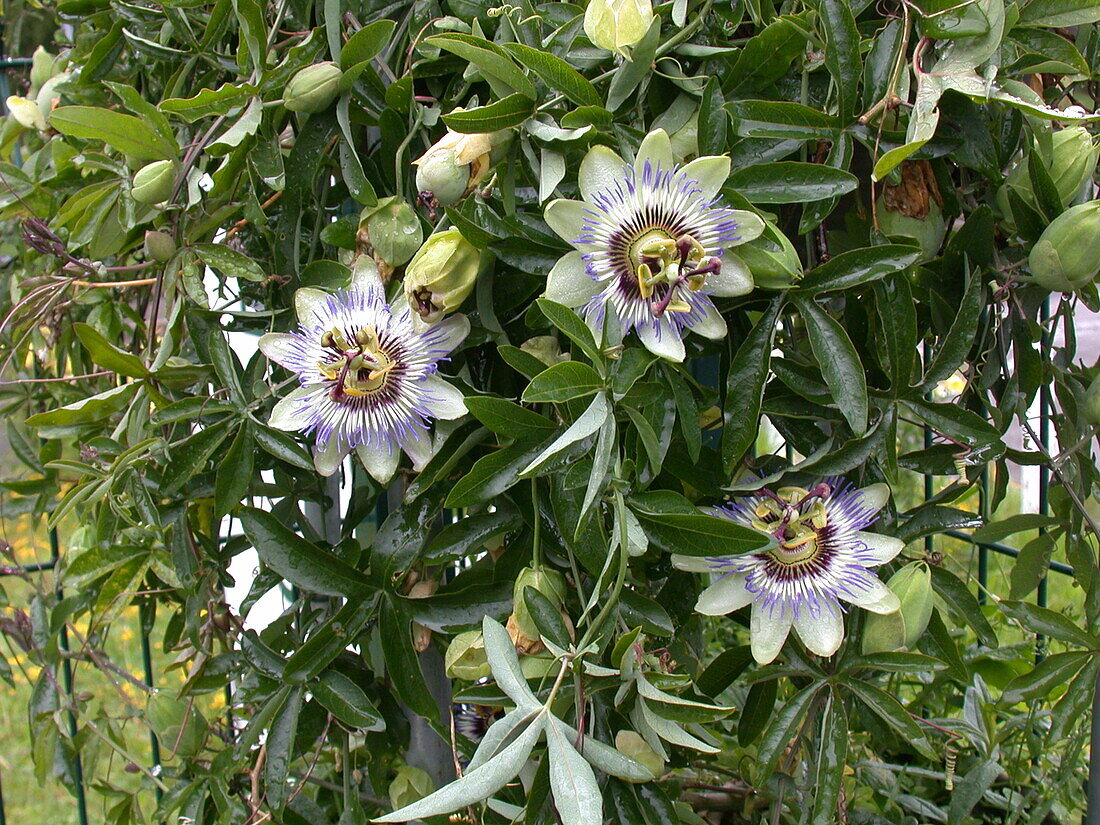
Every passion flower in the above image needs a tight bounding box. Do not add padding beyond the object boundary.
[673,480,903,663]
[543,129,763,361]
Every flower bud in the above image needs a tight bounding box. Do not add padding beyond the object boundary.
[403,228,482,324]
[388,766,434,811]
[1083,371,1100,426]
[444,630,492,681]
[733,220,802,289]
[131,160,178,205]
[6,96,46,131]
[145,690,207,759]
[1029,201,1100,292]
[862,562,933,654]
[875,160,947,262]
[144,230,177,262]
[999,128,1099,223]
[511,566,567,640]
[615,730,664,781]
[283,62,343,114]
[360,197,423,267]
[520,335,570,367]
[414,130,502,207]
[30,46,62,91]
[584,0,655,57]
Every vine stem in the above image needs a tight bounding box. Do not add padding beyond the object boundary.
[575,481,630,653]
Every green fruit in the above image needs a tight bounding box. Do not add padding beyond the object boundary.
[143,230,176,262]
[1029,201,1100,292]
[876,198,947,262]
[614,731,663,781]
[131,160,178,205]
[283,62,343,113]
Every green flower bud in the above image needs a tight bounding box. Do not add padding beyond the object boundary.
[360,197,423,267]
[512,566,567,640]
[520,335,570,367]
[283,62,343,114]
[144,230,177,262]
[30,46,62,91]
[388,766,434,811]
[1082,371,1100,426]
[999,128,1099,224]
[145,690,207,759]
[131,160,178,205]
[444,630,492,681]
[583,0,654,57]
[862,562,933,654]
[6,96,46,131]
[875,160,947,262]
[414,130,503,206]
[734,220,802,289]
[1029,201,1100,292]
[403,228,482,324]
[614,731,664,781]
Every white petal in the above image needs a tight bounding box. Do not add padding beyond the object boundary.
[422,375,467,420]
[351,255,384,294]
[580,145,627,203]
[728,210,766,245]
[314,433,348,477]
[853,483,891,515]
[545,251,601,309]
[544,198,589,245]
[696,574,754,615]
[794,603,844,657]
[842,577,901,614]
[268,386,315,430]
[680,155,730,201]
[356,443,400,484]
[294,288,331,326]
[707,253,754,297]
[427,313,470,355]
[636,321,685,362]
[634,129,674,174]
[400,427,434,471]
[671,554,714,573]
[858,532,904,566]
[687,300,726,340]
[259,333,304,371]
[750,605,793,665]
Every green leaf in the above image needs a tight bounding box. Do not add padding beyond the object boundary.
[972,513,1058,543]
[522,361,603,403]
[164,422,230,493]
[605,19,661,111]
[159,84,258,122]
[311,670,386,730]
[239,507,370,598]
[629,490,774,557]
[49,105,177,160]
[793,295,869,434]
[697,646,754,697]
[1002,651,1092,704]
[738,678,778,746]
[798,245,921,294]
[441,93,535,133]
[213,425,253,518]
[464,397,557,441]
[756,685,820,779]
[1018,0,1100,27]
[283,597,377,683]
[727,100,838,139]
[379,597,437,717]
[821,0,861,120]
[503,43,600,107]
[26,383,140,430]
[727,162,858,203]
[252,425,314,471]
[903,398,1000,448]
[264,685,303,812]
[722,299,781,473]
[847,681,936,758]
[1000,600,1098,648]
[445,440,547,508]
[426,34,536,99]
[698,76,728,155]
[522,587,571,649]
[535,298,602,363]
[929,566,997,647]
[423,508,523,563]
[521,392,609,477]
[74,323,150,378]
[193,242,266,282]
[810,695,848,825]
[340,19,396,69]
[947,759,1002,823]
[482,616,540,707]
[546,719,603,825]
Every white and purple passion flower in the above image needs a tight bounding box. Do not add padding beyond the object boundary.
[542,129,764,362]
[259,260,468,482]
[673,481,904,664]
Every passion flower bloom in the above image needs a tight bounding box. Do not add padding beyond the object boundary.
[673,481,903,664]
[259,260,468,482]
[543,129,764,361]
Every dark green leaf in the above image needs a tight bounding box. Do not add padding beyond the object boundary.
[722,298,781,472]
[798,245,920,294]
[727,163,858,203]
[629,491,773,557]
[793,295,868,434]
[503,43,600,106]
[522,361,603,403]
[442,94,535,133]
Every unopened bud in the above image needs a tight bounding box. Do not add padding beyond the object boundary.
[360,197,423,267]
[584,0,654,57]
[413,130,506,206]
[6,96,46,131]
[615,730,664,780]
[998,127,1099,227]
[283,62,342,114]
[1029,200,1100,292]
[403,228,481,324]
[512,566,566,640]
[444,630,492,681]
[388,766,434,810]
[131,160,178,205]
[144,230,176,262]
[30,46,62,91]
[862,561,933,654]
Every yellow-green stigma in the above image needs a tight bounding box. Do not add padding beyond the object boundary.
[319,325,394,399]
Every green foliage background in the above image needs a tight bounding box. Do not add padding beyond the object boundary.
[2,0,1100,823]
